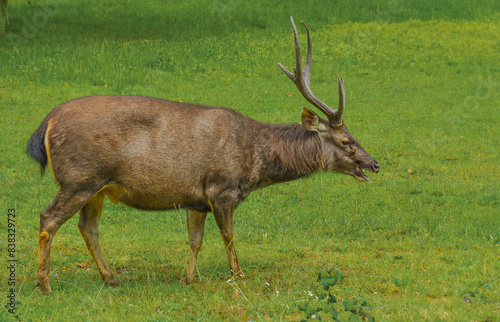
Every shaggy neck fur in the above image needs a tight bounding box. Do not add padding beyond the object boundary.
[260,123,324,184]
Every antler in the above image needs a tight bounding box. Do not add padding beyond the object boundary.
[278,17,345,127]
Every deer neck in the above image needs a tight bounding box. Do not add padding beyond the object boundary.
[258,123,324,185]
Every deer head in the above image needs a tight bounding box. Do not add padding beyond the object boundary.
[278,17,379,181]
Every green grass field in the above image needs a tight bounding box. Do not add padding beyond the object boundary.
[1,0,499,320]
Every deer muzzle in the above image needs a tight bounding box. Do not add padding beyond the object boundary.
[354,160,380,182]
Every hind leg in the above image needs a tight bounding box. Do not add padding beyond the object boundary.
[38,189,99,294]
[78,191,119,286]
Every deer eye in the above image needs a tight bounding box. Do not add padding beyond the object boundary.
[341,140,350,146]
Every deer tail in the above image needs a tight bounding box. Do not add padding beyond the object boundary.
[27,116,50,174]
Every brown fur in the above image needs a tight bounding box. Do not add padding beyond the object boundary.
[263,124,324,182]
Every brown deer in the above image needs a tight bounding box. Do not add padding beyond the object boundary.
[28,17,379,294]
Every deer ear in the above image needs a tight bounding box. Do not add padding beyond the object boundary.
[301,107,327,132]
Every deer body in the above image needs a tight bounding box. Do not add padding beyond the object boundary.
[29,18,379,294]
[36,95,322,212]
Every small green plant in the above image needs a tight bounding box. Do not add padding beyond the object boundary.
[298,268,375,321]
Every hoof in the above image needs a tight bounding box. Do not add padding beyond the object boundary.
[105,275,120,287]
[37,281,52,295]
[180,276,194,285]
[231,269,244,278]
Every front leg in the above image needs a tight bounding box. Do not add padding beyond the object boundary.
[212,204,242,277]
[185,210,208,284]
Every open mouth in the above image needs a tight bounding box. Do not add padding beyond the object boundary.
[353,167,370,182]
[348,162,379,182]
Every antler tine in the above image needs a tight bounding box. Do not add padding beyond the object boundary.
[336,77,345,126]
[303,21,312,81]
[277,17,301,82]
[277,16,345,127]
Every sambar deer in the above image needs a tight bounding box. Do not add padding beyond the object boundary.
[28,17,379,294]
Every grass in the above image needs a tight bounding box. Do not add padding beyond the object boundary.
[1,0,499,320]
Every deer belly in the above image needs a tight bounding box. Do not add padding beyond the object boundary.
[101,184,202,211]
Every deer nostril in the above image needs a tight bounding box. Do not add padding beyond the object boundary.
[372,162,380,173]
